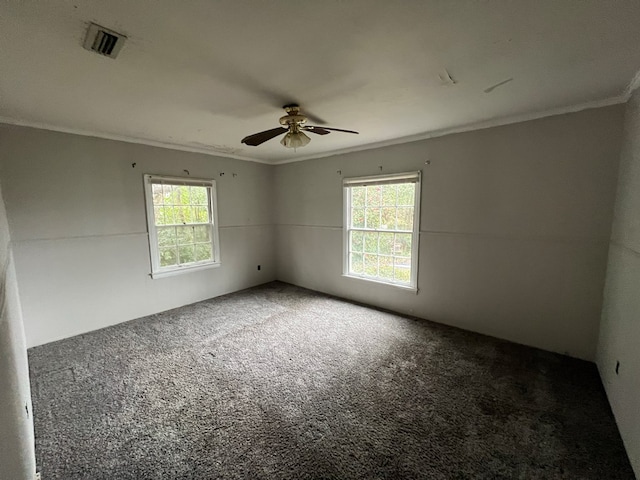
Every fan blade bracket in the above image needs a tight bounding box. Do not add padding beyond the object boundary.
[304,126,331,135]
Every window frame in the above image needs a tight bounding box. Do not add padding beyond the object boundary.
[143,174,221,279]
[342,171,421,292]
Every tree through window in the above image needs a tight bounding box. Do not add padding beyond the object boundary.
[343,172,421,289]
[144,175,220,278]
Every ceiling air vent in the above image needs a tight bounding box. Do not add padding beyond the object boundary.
[83,23,126,59]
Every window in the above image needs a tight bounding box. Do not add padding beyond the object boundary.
[343,171,421,290]
[144,175,220,278]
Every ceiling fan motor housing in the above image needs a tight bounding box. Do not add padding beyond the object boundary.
[279,114,307,128]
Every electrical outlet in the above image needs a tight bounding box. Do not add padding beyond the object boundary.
[35,473,41,480]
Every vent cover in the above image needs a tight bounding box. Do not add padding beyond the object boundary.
[83,23,126,59]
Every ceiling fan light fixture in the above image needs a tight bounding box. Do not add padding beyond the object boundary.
[280,131,311,149]
[241,104,358,148]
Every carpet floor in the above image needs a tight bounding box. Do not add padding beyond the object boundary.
[29,281,633,479]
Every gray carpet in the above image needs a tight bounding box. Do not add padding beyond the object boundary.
[29,281,633,479]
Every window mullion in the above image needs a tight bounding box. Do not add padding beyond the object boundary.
[376,232,380,278]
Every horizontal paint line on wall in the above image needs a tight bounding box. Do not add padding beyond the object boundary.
[419,229,610,244]
[13,225,273,244]
[218,224,274,229]
[276,223,343,230]
[275,224,610,244]
[12,231,150,244]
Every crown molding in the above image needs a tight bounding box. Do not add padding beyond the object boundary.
[0,117,270,164]
[0,93,629,167]
[270,95,628,165]
[624,68,640,98]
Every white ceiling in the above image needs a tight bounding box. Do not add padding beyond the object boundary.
[1,1,640,164]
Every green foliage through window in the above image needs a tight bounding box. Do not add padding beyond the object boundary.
[347,179,418,286]
[151,183,214,268]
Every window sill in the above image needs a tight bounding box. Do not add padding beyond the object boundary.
[342,274,418,294]
[151,262,221,279]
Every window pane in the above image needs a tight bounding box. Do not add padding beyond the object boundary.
[351,187,366,207]
[172,185,190,205]
[394,256,411,268]
[364,232,378,253]
[165,206,176,225]
[395,233,412,257]
[174,206,189,224]
[193,225,211,243]
[364,254,378,276]
[379,232,394,255]
[154,206,176,226]
[176,226,194,245]
[366,185,381,206]
[350,252,364,274]
[397,183,415,206]
[350,230,364,252]
[379,255,394,281]
[343,178,419,288]
[194,206,209,223]
[157,227,176,247]
[397,207,414,231]
[178,245,195,264]
[147,177,218,275]
[394,256,411,283]
[195,243,213,262]
[186,206,197,224]
[380,207,396,230]
[182,207,196,223]
[191,186,208,205]
[351,208,365,228]
[152,184,164,205]
[162,184,173,203]
[366,208,381,229]
[159,247,178,267]
[394,263,411,283]
[154,206,166,225]
[382,184,397,206]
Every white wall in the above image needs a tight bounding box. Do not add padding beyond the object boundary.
[598,90,640,477]
[0,125,276,347]
[0,182,36,480]
[275,106,624,361]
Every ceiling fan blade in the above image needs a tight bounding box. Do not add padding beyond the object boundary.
[241,127,288,146]
[303,126,331,135]
[306,126,359,135]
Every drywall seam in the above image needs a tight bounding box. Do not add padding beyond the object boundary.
[417,230,610,244]
[0,95,627,167]
[271,95,627,165]
[13,232,149,244]
[276,224,611,244]
[13,224,274,244]
[276,224,343,229]
[217,224,276,229]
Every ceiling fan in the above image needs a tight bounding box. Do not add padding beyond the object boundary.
[241,104,358,149]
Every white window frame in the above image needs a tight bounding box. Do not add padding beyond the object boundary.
[342,171,421,292]
[144,174,221,279]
